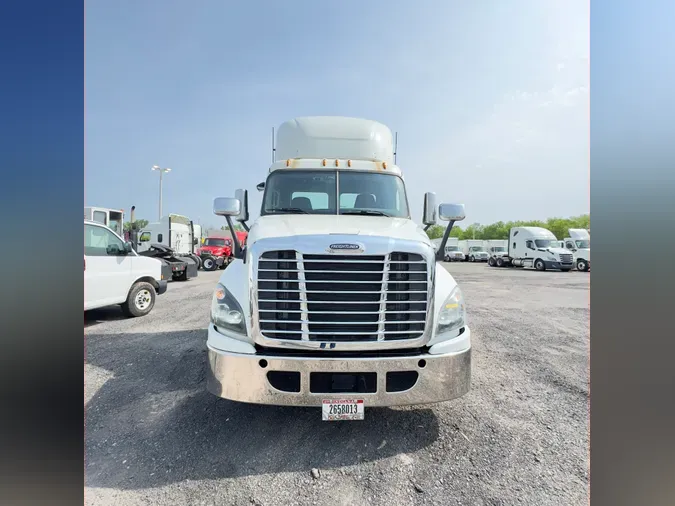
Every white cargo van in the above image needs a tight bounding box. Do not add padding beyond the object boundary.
[564,229,590,271]
[84,219,168,316]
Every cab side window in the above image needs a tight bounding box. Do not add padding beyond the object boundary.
[139,232,151,242]
[526,240,534,250]
[84,224,125,256]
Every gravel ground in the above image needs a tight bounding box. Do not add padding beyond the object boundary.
[85,262,589,506]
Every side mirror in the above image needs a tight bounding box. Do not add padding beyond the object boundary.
[234,188,249,222]
[256,181,265,192]
[438,203,466,222]
[213,197,241,216]
[193,238,198,245]
[422,192,437,226]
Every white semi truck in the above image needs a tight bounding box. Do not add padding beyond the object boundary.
[491,226,573,271]
[564,229,590,271]
[459,239,489,262]
[205,116,471,419]
[137,214,202,262]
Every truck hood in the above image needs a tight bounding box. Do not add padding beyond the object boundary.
[248,215,431,244]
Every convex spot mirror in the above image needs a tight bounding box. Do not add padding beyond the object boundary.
[234,188,249,222]
[438,203,466,222]
[423,192,437,226]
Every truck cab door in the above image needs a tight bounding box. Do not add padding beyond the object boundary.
[84,223,133,309]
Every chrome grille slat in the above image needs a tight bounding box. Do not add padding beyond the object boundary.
[257,250,429,342]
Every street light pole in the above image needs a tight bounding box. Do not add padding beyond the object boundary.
[151,165,171,219]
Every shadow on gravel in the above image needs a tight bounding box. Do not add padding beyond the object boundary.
[84,307,129,327]
[85,329,439,490]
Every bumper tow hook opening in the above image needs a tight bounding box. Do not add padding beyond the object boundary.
[418,359,427,368]
[259,359,268,369]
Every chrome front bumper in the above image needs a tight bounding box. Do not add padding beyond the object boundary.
[206,344,471,407]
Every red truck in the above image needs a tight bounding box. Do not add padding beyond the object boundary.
[198,231,247,271]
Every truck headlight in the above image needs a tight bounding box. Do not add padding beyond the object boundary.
[210,283,246,335]
[435,286,466,336]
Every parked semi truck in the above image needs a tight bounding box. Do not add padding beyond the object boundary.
[205,116,471,419]
[84,207,124,237]
[490,227,573,271]
[564,228,590,271]
[459,239,489,262]
[126,208,198,282]
[137,213,202,268]
[442,238,465,262]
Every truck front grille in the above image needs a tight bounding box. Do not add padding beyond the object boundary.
[257,250,428,342]
[560,253,573,263]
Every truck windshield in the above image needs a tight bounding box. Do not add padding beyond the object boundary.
[535,239,558,248]
[575,240,590,248]
[261,170,409,218]
[469,247,484,252]
[446,246,459,251]
[204,238,227,246]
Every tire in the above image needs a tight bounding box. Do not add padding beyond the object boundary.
[121,281,156,317]
[189,254,201,269]
[444,256,449,262]
[576,259,588,272]
[470,255,475,262]
[496,257,505,268]
[202,256,217,271]
[174,269,188,281]
[488,257,496,267]
[534,259,546,271]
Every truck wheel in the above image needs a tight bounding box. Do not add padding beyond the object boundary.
[488,257,496,267]
[576,259,588,272]
[535,259,546,271]
[202,256,217,271]
[469,255,475,262]
[189,254,201,269]
[174,269,188,281]
[121,281,156,317]
[496,257,505,268]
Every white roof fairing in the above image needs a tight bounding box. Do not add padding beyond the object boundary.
[275,116,395,165]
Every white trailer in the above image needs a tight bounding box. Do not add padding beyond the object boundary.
[563,229,590,271]
[493,227,573,271]
[84,207,124,237]
[460,239,489,262]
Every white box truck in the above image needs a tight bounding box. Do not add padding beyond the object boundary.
[563,228,590,271]
[494,227,573,271]
[442,238,465,262]
[84,206,124,237]
[460,239,489,262]
[485,240,508,266]
[204,116,472,418]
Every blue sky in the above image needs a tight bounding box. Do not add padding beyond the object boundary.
[85,0,588,229]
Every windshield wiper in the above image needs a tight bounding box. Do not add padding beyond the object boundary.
[341,210,390,217]
[264,207,309,214]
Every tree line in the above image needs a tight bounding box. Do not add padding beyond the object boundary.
[425,214,590,241]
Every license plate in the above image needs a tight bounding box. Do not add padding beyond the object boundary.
[322,399,364,421]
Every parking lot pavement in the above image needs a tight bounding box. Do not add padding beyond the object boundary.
[85,264,589,506]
